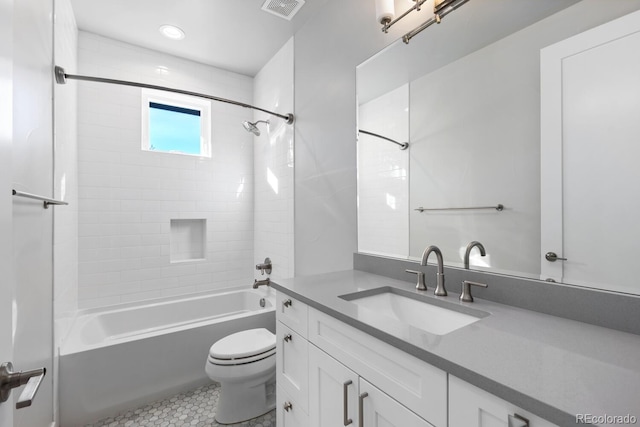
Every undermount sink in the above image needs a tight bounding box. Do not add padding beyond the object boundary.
[340,287,489,336]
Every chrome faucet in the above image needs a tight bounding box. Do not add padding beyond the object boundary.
[421,245,447,296]
[252,278,270,289]
[464,241,486,269]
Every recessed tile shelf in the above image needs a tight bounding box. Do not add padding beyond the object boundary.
[170,219,206,263]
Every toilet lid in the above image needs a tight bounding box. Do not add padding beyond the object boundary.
[209,328,276,360]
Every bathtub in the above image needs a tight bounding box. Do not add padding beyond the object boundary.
[59,287,276,427]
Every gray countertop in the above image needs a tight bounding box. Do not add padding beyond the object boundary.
[271,270,640,427]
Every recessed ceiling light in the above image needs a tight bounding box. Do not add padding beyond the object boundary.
[159,25,185,40]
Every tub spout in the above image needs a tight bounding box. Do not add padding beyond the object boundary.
[253,278,271,289]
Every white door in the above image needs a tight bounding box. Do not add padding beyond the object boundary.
[541,10,640,292]
[2,0,55,425]
[1,0,16,423]
[309,345,359,427]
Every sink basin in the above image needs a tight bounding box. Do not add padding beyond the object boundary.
[340,287,488,336]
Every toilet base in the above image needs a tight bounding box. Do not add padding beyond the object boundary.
[214,376,276,425]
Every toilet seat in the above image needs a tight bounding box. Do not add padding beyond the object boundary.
[208,348,275,366]
[208,328,275,366]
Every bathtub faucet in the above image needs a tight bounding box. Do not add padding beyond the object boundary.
[253,278,271,289]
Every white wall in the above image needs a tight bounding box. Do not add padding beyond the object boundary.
[253,38,295,282]
[76,32,255,309]
[358,85,409,258]
[54,0,78,337]
[292,0,418,276]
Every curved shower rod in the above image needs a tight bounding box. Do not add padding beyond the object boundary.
[54,66,294,124]
[359,129,408,150]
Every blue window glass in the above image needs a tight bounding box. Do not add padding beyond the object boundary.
[149,102,202,155]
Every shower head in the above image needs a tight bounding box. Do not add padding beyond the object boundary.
[242,120,269,136]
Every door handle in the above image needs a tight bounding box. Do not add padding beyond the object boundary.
[545,252,567,262]
[508,413,530,427]
[0,362,46,409]
[343,380,353,425]
[283,334,292,343]
[358,392,368,427]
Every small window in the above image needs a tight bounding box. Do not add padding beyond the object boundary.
[141,89,211,157]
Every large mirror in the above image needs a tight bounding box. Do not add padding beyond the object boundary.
[357,0,640,295]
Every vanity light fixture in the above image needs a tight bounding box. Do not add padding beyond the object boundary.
[159,24,185,40]
[379,0,470,43]
[374,0,395,26]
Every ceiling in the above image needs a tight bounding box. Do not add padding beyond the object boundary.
[69,0,328,76]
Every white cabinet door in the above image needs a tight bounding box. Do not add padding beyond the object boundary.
[276,321,309,413]
[309,345,360,427]
[277,386,308,427]
[309,308,447,426]
[359,378,434,427]
[449,376,558,427]
[276,292,308,336]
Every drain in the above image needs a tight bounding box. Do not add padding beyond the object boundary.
[260,298,266,308]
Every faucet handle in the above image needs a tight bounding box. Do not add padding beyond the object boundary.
[405,269,427,291]
[460,280,487,303]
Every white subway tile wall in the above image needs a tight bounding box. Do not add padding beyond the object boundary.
[253,38,295,281]
[77,32,255,309]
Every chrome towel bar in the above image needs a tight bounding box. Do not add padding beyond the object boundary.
[12,190,69,209]
[415,204,504,212]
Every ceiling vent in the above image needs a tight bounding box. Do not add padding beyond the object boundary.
[261,0,305,20]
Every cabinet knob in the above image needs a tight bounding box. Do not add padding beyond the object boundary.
[283,334,293,343]
[283,299,293,308]
[508,413,530,427]
[283,401,293,412]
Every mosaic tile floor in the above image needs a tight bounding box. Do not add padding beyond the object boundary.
[84,383,275,427]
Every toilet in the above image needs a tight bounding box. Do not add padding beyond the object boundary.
[205,328,276,424]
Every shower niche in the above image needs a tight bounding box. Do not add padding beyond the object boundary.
[170,219,206,263]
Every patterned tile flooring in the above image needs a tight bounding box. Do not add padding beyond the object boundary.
[85,383,275,427]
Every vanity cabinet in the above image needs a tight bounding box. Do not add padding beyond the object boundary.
[449,376,558,427]
[275,290,558,427]
[276,291,445,427]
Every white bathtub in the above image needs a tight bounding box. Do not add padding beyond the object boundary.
[59,287,276,427]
